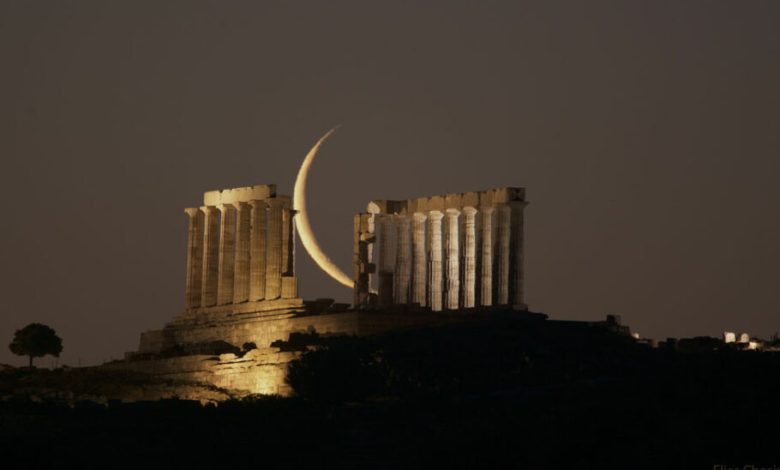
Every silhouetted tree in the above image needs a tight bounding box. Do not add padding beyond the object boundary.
[8,323,63,367]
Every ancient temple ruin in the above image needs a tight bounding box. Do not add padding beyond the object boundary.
[181,184,300,313]
[353,187,527,311]
[121,183,532,396]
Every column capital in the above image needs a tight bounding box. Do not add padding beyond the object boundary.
[412,211,428,223]
[184,207,201,218]
[428,210,444,221]
[444,208,461,217]
[217,203,236,213]
[479,205,496,214]
[462,206,478,216]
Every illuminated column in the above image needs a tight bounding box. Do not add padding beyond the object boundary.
[232,202,251,304]
[281,205,294,276]
[248,199,267,301]
[496,203,511,306]
[265,198,284,300]
[411,212,428,307]
[281,205,298,299]
[184,208,204,309]
[444,209,460,310]
[377,215,394,306]
[200,206,220,307]
[352,213,376,307]
[461,206,477,308]
[479,205,495,306]
[217,204,237,305]
[427,210,444,312]
[393,214,411,305]
[510,201,528,310]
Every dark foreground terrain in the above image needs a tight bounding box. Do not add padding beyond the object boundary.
[1,315,779,469]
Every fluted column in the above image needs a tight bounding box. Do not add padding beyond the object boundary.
[281,206,294,276]
[265,198,284,300]
[281,205,298,299]
[393,214,411,305]
[411,212,427,307]
[461,206,477,308]
[427,210,444,311]
[353,213,376,307]
[248,200,267,301]
[200,206,220,307]
[479,206,495,306]
[377,215,394,306]
[510,201,528,309]
[496,203,511,306]
[184,208,204,309]
[232,202,251,304]
[217,204,237,305]
[444,209,460,310]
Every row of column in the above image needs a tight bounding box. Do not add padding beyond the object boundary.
[355,202,525,311]
[184,198,297,310]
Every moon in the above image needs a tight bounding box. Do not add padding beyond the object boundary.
[293,127,353,289]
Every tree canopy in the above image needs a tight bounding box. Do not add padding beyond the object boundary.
[9,323,63,367]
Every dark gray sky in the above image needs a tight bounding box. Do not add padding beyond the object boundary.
[1,0,778,366]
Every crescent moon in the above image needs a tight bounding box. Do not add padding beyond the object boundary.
[293,127,353,289]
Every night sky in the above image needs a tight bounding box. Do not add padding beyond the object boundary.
[1,1,778,366]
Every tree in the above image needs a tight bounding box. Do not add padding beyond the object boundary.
[9,323,63,367]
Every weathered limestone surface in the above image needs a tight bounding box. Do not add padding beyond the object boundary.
[411,212,427,307]
[264,198,284,300]
[461,206,477,308]
[496,203,511,306]
[444,208,460,310]
[510,201,528,309]
[352,213,375,307]
[427,210,444,311]
[233,202,251,304]
[377,216,395,306]
[200,206,220,307]
[393,215,411,305]
[203,184,276,206]
[480,206,495,307]
[217,204,237,306]
[179,185,301,315]
[184,208,204,309]
[248,200,267,301]
[354,188,526,312]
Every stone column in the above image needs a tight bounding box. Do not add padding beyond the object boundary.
[248,200,267,301]
[496,203,511,306]
[265,198,284,300]
[200,206,220,307]
[427,210,444,312]
[444,208,460,310]
[184,208,204,310]
[232,202,251,304]
[411,212,427,307]
[352,213,376,308]
[281,206,294,276]
[393,214,411,305]
[479,206,495,307]
[510,201,528,310]
[461,206,477,308]
[377,215,394,306]
[280,205,298,299]
[217,204,237,305]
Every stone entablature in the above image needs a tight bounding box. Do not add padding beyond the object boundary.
[182,184,300,315]
[354,187,527,311]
